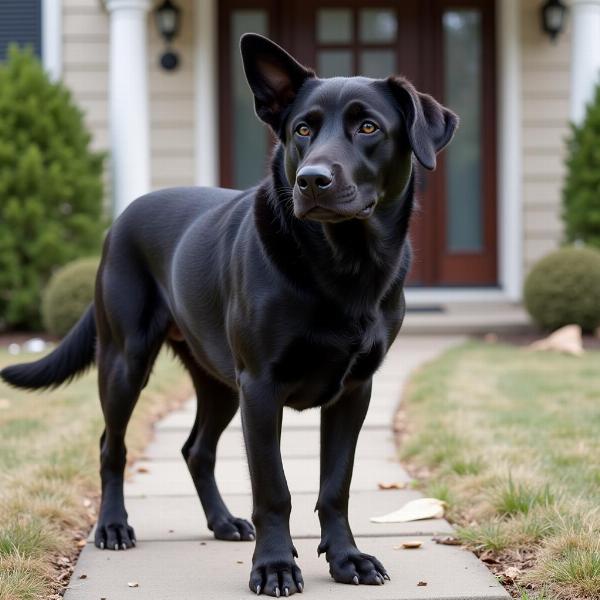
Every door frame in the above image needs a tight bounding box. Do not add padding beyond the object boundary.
[426,0,498,286]
[201,0,524,299]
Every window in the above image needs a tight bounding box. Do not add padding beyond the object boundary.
[0,0,42,61]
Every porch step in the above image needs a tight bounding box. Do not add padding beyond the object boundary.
[403,302,532,335]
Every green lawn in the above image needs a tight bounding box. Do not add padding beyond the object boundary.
[0,347,190,600]
[399,341,600,600]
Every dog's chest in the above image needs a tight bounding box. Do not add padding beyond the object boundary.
[272,320,385,409]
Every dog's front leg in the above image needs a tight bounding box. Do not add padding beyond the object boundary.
[317,381,389,586]
[239,375,303,597]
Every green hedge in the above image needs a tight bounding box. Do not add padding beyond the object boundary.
[0,46,105,330]
[563,84,600,248]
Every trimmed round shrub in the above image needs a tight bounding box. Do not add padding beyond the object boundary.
[42,258,99,337]
[524,247,600,332]
[0,46,105,331]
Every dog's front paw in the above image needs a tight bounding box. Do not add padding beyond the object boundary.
[324,546,389,586]
[94,512,136,550]
[249,554,304,596]
[209,515,255,541]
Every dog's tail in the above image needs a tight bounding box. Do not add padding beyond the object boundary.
[0,305,97,390]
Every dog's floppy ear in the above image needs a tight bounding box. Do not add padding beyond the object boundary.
[240,33,315,132]
[387,76,458,171]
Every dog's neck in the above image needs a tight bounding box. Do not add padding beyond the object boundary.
[254,146,414,315]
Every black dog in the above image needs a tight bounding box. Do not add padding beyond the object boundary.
[1,34,457,596]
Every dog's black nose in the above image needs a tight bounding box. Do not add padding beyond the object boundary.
[296,165,333,194]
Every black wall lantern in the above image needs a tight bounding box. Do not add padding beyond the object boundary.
[155,0,181,70]
[540,0,567,42]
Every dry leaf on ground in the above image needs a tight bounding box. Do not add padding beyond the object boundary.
[378,481,407,490]
[529,324,584,356]
[503,566,520,581]
[432,535,461,546]
[370,498,446,523]
[394,540,423,549]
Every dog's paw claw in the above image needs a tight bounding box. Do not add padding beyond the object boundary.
[250,556,303,597]
[94,516,136,551]
[328,549,388,586]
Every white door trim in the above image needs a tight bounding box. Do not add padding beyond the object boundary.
[42,0,62,81]
[194,0,219,186]
[496,0,523,301]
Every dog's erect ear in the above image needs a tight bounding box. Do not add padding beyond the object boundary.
[240,33,315,131]
[387,76,458,171]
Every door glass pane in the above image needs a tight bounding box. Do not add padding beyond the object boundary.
[443,10,482,252]
[360,50,396,78]
[317,9,352,43]
[231,10,268,189]
[318,50,353,77]
[359,9,397,43]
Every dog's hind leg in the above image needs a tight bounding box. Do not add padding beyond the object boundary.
[171,341,255,542]
[94,264,169,551]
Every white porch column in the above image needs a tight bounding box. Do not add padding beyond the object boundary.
[105,0,152,217]
[570,0,600,124]
[42,0,62,81]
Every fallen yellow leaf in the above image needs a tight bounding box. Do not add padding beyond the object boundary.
[370,498,446,523]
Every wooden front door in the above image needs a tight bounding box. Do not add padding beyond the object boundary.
[218,0,497,286]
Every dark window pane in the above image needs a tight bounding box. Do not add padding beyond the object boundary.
[231,10,269,189]
[443,10,483,252]
[360,50,395,78]
[0,0,42,61]
[317,9,353,43]
[318,50,353,77]
[359,9,397,43]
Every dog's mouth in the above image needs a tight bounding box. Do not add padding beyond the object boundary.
[302,201,376,223]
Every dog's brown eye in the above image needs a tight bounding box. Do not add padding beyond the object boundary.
[358,121,378,134]
[295,124,311,137]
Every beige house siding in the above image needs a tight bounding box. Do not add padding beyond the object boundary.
[148,0,195,189]
[520,0,571,273]
[61,0,196,195]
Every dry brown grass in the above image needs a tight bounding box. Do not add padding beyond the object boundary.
[399,341,600,600]
[0,347,191,600]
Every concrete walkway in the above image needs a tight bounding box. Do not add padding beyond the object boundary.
[65,336,509,600]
